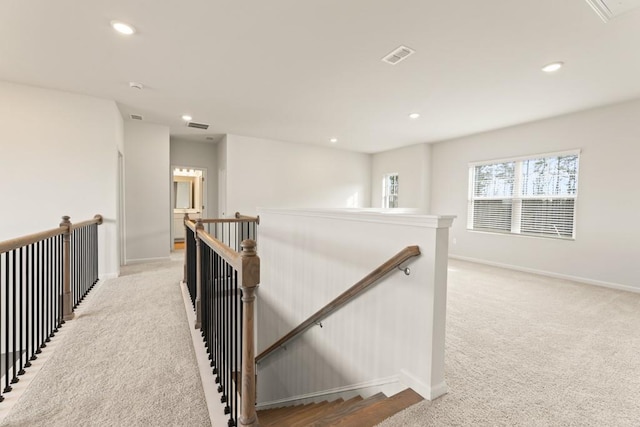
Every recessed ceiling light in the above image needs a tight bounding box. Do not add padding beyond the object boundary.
[330,138,338,143]
[542,62,564,73]
[111,21,136,35]
[409,113,421,119]
[182,115,193,121]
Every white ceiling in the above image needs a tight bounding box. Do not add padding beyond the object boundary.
[1,0,640,153]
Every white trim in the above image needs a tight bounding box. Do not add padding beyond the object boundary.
[399,370,448,400]
[124,256,171,265]
[449,254,640,294]
[180,282,230,427]
[258,208,456,229]
[468,148,581,167]
[100,272,119,280]
[255,375,401,409]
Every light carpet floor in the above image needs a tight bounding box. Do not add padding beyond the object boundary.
[378,259,640,427]
[0,256,210,427]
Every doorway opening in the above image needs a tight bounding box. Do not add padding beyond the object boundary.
[171,166,206,251]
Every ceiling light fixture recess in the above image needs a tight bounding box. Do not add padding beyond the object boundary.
[409,113,421,119]
[111,21,136,35]
[330,138,338,143]
[542,61,564,73]
[182,115,193,121]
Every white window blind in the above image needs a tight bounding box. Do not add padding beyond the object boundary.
[468,151,579,239]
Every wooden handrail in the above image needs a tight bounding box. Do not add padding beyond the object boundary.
[0,227,65,254]
[235,212,260,224]
[0,214,104,254]
[255,245,420,364]
[197,229,243,271]
[70,214,103,231]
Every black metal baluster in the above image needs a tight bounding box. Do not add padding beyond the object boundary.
[18,247,24,376]
[238,278,244,427]
[216,252,222,393]
[11,250,18,385]
[0,253,3,402]
[45,238,50,343]
[25,244,32,368]
[58,234,63,329]
[3,252,10,394]
[35,241,42,356]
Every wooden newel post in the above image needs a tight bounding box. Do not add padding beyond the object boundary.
[194,218,204,329]
[240,239,260,427]
[61,216,74,321]
[183,213,190,284]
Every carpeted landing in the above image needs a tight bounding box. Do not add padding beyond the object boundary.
[378,259,640,427]
[0,256,210,427]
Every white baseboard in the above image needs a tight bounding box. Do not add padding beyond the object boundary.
[124,256,171,265]
[399,369,447,400]
[100,272,119,280]
[256,375,402,410]
[449,254,640,294]
[180,282,230,427]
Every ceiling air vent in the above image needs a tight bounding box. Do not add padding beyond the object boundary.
[130,114,143,120]
[187,121,209,130]
[381,45,415,65]
[585,0,640,21]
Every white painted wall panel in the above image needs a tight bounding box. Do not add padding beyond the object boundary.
[431,99,640,289]
[371,143,431,212]
[123,121,170,263]
[256,208,454,403]
[225,135,371,216]
[0,81,121,278]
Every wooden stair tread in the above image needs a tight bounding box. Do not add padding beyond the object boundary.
[288,399,345,427]
[258,403,309,425]
[274,401,331,425]
[326,388,424,427]
[310,393,387,427]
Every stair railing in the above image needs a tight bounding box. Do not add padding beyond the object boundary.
[184,213,260,427]
[255,245,420,364]
[0,214,103,403]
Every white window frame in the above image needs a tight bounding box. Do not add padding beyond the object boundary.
[382,173,399,208]
[467,149,580,239]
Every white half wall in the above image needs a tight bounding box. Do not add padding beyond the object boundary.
[430,99,640,290]
[123,121,170,263]
[225,135,371,215]
[0,81,121,278]
[371,143,431,212]
[256,208,454,403]
[170,138,219,218]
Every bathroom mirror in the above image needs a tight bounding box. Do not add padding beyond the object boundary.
[174,181,192,209]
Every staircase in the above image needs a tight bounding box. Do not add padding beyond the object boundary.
[257,388,423,426]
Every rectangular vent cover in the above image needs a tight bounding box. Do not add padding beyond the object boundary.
[187,122,209,130]
[382,45,415,65]
[585,0,640,21]
[130,114,143,120]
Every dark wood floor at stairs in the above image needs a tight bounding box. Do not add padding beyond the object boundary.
[257,388,423,427]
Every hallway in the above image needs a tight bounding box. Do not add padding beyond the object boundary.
[0,255,210,427]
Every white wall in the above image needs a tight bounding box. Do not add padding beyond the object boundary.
[217,136,228,217]
[123,121,170,263]
[256,208,454,404]
[225,135,371,216]
[371,143,431,212]
[430,99,640,290]
[0,81,121,278]
[170,138,219,218]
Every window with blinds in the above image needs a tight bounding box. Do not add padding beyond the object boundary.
[382,173,399,208]
[468,151,579,239]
